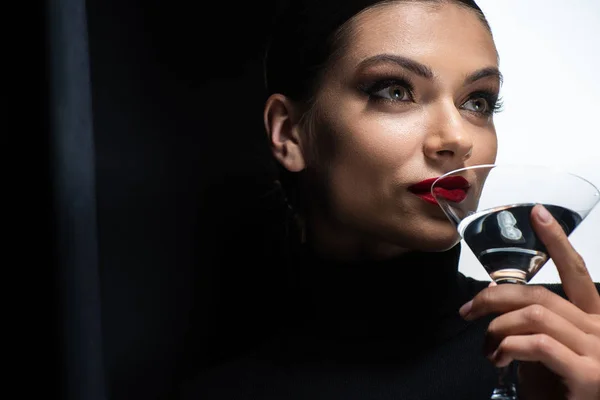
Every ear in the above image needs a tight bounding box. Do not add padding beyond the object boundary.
[263,94,306,172]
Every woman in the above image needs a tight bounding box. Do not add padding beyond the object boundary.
[183,0,600,398]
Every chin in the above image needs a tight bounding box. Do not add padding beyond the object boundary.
[383,217,461,253]
[412,235,461,252]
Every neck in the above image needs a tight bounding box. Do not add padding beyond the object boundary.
[306,211,411,263]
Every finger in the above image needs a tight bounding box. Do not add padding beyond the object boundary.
[491,334,600,397]
[461,285,600,335]
[484,305,600,359]
[531,204,600,313]
[490,334,580,381]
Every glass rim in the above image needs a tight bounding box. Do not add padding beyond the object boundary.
[432,163,600,196]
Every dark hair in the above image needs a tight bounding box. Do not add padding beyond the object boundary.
[264,0,491,103]
[263,0,492,226]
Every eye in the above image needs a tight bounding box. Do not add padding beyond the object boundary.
[372,84,412,102]
[358,77,415,103]
[462,97,491,114]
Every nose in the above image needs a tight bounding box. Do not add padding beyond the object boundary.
[423,102,473,164]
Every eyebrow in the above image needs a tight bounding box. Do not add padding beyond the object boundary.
[357,54,434,79]
[357,53,502,86]
[464,67,503,86]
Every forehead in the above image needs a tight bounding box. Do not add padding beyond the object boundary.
[338,2,498,73]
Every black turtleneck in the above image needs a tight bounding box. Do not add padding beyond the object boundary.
[181,244,579,400]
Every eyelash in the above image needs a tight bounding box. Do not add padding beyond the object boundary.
[359,78,503,117]
[468,90,504,116]
[359,77,416,102]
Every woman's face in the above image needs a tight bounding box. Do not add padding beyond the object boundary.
[302,2,500,258]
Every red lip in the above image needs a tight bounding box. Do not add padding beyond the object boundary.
[408,176,470,205]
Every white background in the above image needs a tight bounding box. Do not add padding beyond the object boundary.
[458,0,600,283]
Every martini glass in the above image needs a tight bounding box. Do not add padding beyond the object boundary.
[431,164,600,400]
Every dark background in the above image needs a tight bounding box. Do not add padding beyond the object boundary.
[41,0,292,399]
[88,0,289,398]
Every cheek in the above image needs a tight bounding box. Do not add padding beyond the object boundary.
[317,115,425,211]
[326,114,425,172]
[471,129,498,164]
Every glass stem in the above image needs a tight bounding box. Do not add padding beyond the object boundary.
[491,362,518,400]
[491,280,523,399]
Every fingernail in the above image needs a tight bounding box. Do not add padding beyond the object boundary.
[490,348,500,364]
[459,300,473,318]
[536,205,552,224]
